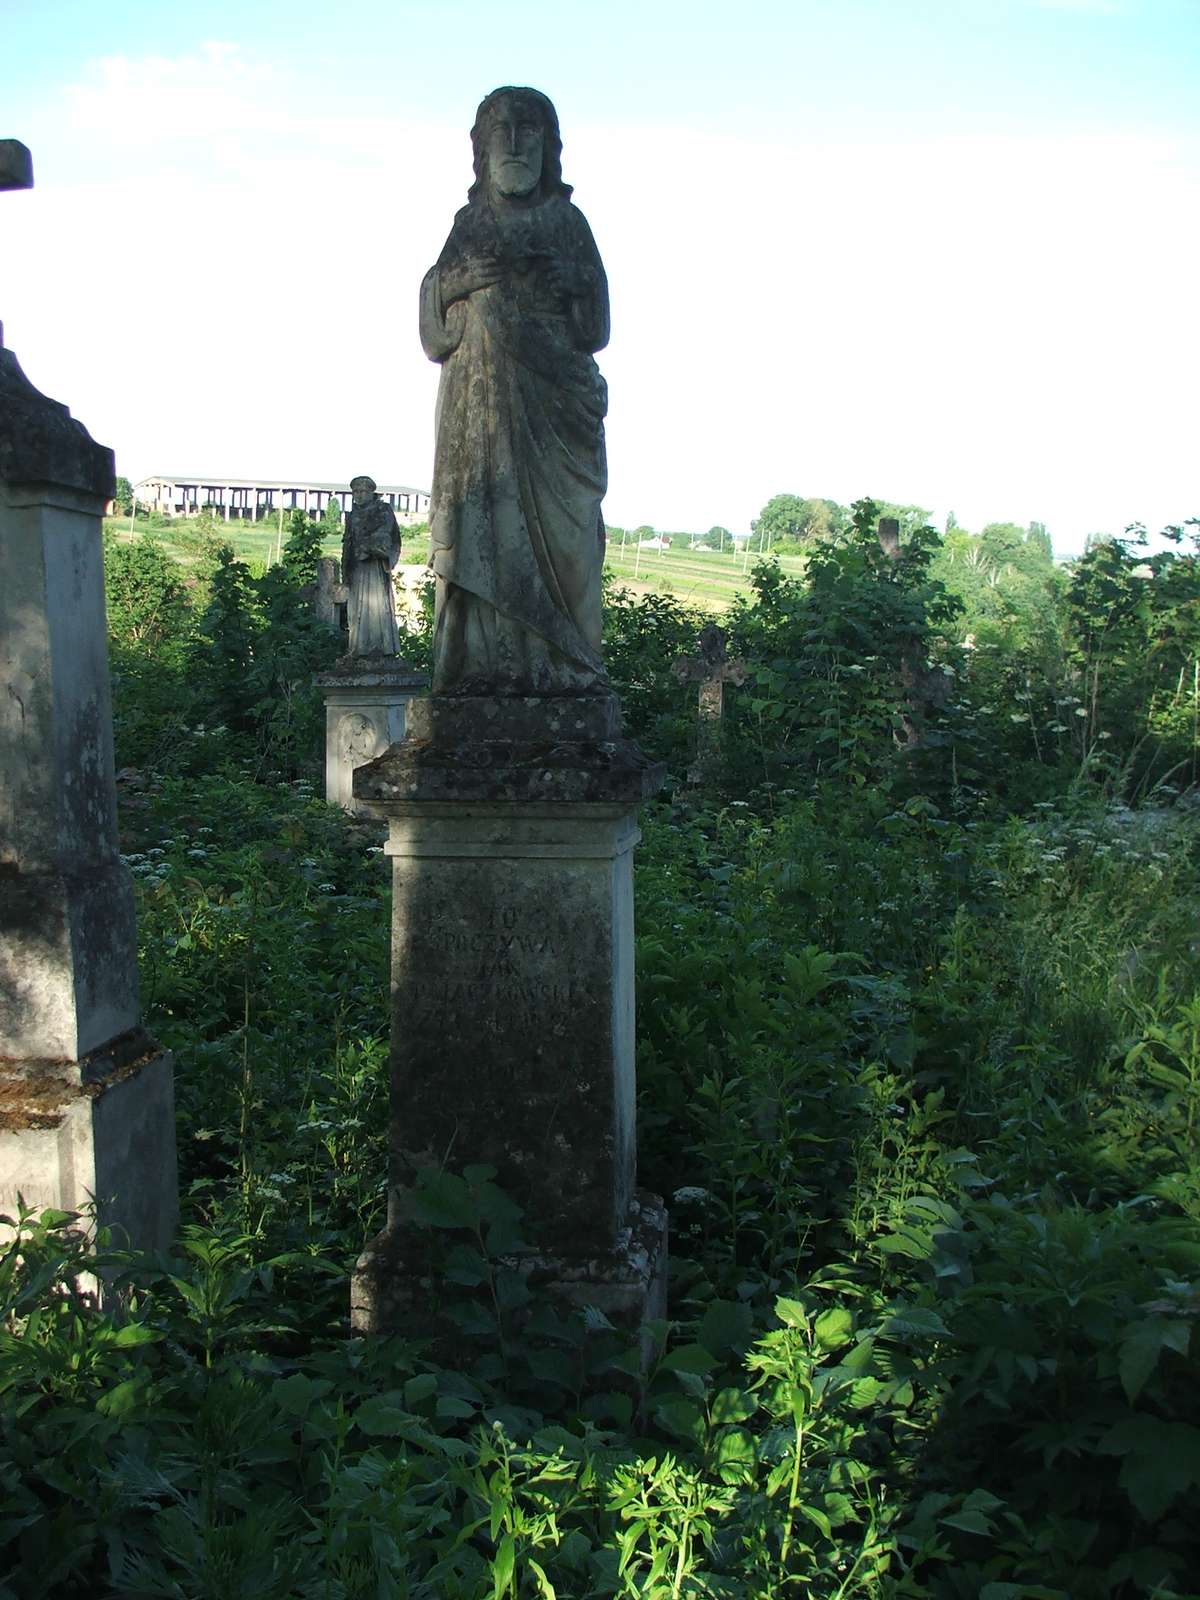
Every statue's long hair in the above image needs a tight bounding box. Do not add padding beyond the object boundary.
[467,86,572,204]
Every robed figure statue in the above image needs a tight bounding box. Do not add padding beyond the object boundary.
[342,475,402,658]
[420,86,609,695]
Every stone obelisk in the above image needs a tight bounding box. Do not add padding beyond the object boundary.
[0,139,178,1254]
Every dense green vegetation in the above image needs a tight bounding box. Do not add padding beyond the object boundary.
[4,504,1200,1598]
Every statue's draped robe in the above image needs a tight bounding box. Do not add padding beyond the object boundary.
[420,195,609,693]
[342,498,401,657]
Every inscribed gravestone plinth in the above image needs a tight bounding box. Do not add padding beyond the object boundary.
[0,142,177,1250]
[350,89,666,1336]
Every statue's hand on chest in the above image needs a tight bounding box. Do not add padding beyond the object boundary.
[498,233,580,315]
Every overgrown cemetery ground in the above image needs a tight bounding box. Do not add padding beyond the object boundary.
[6,505,1200,1598]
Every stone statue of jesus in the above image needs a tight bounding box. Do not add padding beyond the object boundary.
[420,86,609,695]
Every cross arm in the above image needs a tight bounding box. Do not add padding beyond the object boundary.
[0,141,33,191]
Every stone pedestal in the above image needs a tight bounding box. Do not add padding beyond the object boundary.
[313,658,428,816]
[350,693,667,1336]
[0,334,178,1253]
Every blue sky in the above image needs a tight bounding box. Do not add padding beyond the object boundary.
[3,0,1197,552]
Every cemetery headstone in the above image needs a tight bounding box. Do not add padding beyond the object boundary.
[311,555,346,629]
[312,476,426,815]
[673,622,748,782]
[351,88,667,1338]
[0,139,178,1253]
[875,514,951,747]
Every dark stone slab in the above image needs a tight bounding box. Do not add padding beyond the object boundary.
[312,657,427,690]
[354,692,662,806]
[405,692,622,744]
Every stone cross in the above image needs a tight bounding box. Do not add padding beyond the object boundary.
[312,555,349,628]
[0,142,33,351]
[874,514,950,748]
[673,622,748,722]
[0,139,33,192]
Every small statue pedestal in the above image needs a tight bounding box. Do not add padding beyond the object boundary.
[349,693,668,1338]
[313,657,428,816]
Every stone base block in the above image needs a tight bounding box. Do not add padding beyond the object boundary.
[0,1029,178,1255]
[350,1188,668,1341]
[314,660,427,815]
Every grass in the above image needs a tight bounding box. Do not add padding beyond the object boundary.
[106,517,803,611]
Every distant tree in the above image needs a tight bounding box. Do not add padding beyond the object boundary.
[633,525,655,544]
[282,511,325,587]
[321,495,342,541]
[113,475,134,516]
[981,521,1055,580]
[103,531,191,649]
[752,495,849,546]
[945,509,958,534]
[979,522,1026,564]
[1084,531,1117,554]
[1027,521,1053,562]
[871,502,934,542]
[705,525,730,550]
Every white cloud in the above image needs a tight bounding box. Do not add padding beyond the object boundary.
[6,47,1196,555]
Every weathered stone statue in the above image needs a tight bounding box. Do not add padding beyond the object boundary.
[420,85,609,694]
[342,475,401,658]
[351,92,666,1344]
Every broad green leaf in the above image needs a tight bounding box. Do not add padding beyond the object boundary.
[354,1394,415,1436]
[940,1508,995,1535]
[403,1373,438,1406]
[1118,1317,1191,1402]
[710,1387,756,1423]
[813,1306,853,1352]
[774,1296,809,1329]
[655,1397,706,1444]
[661,1342,718,1375]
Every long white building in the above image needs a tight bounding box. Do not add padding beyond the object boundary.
[135,475,431,524]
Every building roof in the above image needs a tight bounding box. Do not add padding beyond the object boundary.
[143,475,429,495]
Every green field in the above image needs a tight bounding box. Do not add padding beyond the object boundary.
[106,517,802,611]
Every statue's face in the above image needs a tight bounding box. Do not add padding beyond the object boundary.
[352,484,371,506]
[486,101,544,199]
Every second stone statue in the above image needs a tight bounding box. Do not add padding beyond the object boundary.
[420,85,609,695]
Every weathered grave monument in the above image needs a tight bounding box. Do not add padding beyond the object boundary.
[875,515,952,747]
[673,622,748,783]
[313,475,426,814]
[0,140,178,1251]
[351,88,667,1334]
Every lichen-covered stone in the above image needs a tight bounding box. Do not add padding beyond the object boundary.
[0,340,176,1260]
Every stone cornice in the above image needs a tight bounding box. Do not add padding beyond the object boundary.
[0,344,114,496]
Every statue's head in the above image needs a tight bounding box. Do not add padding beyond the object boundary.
[350,475,376,505]
[468,86,571,206]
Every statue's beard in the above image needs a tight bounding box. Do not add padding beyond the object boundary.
[493,160,539,198]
